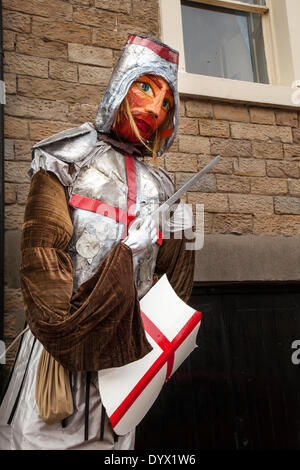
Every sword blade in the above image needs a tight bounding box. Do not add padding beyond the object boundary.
[152,155,221,216]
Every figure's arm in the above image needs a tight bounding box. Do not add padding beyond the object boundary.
[21,169,152,372]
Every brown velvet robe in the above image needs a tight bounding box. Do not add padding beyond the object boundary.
[20,169,195,372]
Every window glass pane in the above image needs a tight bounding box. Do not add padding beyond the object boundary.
[239,0,266,5]
[181,1,269,84]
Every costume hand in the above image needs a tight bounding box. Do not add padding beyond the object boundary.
[123,215,158,256]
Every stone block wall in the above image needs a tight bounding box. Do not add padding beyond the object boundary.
[171,100,300,237]
[2,0,300,367]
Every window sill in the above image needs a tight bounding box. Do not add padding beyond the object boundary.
[178,71,300,109]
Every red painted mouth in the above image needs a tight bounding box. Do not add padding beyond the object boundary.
[133,113,156,138]
[134,118,152,134]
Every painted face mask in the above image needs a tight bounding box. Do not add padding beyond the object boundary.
[113,74,174,143]
[95,34,180,157]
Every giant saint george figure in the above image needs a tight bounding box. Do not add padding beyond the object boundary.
[0,35,194,450]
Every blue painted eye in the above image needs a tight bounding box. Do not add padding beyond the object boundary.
[163,98,169,108]
[141,83,150,92]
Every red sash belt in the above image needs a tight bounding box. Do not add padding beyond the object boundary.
[69,194,130,225]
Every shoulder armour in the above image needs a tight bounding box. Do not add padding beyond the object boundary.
[30,123,111,187]
[32,122,98,164]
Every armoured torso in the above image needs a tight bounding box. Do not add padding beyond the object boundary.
[67,144,173,298]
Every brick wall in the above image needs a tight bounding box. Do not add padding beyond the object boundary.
[2,0,300,367]
[168,100,300,237]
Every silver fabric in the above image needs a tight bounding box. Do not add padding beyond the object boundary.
[30,123,110,189]
[32,122,97,158]
[69,146,173,296]
[95,41,180,157]
[30,149,76,187]
[68,146,127,290]
[0,330,135,450]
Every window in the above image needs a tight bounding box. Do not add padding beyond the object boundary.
[181,0,269,84]
[160,0,300,107]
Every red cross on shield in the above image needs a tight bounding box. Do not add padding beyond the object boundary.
[98,274,201,435]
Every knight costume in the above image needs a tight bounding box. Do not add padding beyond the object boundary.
[0,35,195,450]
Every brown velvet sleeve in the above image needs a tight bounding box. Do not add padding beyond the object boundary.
[20,169,152,372]
[154,233,195,304]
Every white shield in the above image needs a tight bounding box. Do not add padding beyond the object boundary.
[98,274,201,435]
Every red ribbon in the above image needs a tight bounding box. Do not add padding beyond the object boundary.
[127,35,179,65]
[123,155,138,238]
[69,194,130,225]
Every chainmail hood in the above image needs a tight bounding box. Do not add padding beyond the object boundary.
[95,34,180,157]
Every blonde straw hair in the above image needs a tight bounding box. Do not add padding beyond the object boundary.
[112,96,164,167]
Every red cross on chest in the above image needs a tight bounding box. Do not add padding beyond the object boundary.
[69,154,163,244]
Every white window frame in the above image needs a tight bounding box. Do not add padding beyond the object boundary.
[160,0,300,108]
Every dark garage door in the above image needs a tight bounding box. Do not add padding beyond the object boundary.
[136,283,300,450]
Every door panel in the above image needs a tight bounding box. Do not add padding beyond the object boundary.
[135,284,300,450]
